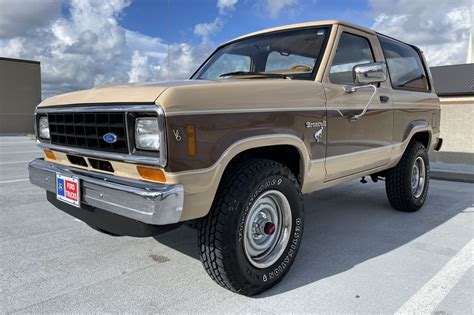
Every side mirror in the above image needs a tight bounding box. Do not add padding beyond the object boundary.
[353,62,387,85]
[341,62,388,122]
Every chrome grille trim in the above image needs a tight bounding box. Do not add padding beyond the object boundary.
[35,104,167,167]
[48,112,128,153]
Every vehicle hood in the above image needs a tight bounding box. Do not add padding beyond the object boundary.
[38,80,204,107]
[38,79,326,114]
[158,79,325,115]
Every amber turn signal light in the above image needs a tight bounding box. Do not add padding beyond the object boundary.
[187,125,196,157]
[44,149,56,160]
[137,166,166,182]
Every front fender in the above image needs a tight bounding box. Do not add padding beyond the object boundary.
[165,134,311,221]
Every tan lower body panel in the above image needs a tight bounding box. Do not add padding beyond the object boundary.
[171,126,438,221]
[44,151,148,180]
[44,127,439,222]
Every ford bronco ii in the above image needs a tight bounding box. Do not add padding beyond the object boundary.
[29,20,442,295]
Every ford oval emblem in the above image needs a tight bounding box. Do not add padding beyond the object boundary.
[103,133,118,144]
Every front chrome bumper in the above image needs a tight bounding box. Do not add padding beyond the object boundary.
[28,159,184,225]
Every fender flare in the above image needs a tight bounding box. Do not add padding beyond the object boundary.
[402,120,432,148]
[166,134,310,220]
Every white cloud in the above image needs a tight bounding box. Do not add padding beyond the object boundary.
[370,0,472,66]
[217,0,238,14]
[125,30,168,60]
[263,0,298,18]
[128,50,158,82]
[0,0,62,38]
[195,0,239,44]
[0,0,214,99]
[194,17,223,43]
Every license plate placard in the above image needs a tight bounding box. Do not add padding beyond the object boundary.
[56,174,80,207]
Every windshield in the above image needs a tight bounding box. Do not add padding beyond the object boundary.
[193,27,329,81]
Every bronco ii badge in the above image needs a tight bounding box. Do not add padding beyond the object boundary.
[305,120,326,128]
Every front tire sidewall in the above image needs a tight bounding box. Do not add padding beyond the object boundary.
[233,174,304,291]
[409,147,430,207]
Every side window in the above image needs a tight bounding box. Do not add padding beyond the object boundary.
[329,32,374,85]
[378,36,429,92]
[199,54,251,80]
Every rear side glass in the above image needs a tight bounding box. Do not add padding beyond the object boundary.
[378,36,430,92]
[329,32,375,85]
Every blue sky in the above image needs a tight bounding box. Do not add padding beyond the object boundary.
[0,0,471,98]
[120,0,372,45]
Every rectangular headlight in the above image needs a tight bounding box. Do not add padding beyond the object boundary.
[38,116,50,140]
[135,117,160,151]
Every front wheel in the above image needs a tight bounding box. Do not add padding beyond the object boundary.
[385,141,430,212]
[198,159,304,296]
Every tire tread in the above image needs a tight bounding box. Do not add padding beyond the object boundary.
[198,158,301,295]
[385,141,430,212]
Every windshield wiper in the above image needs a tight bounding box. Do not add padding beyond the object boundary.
[219,71,287,79]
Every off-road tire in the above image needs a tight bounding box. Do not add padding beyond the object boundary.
[198,159,304,296]
[385,141,430,212]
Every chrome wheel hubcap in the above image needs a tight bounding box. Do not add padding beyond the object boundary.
[243,190,292,269]
[411,157,426,198]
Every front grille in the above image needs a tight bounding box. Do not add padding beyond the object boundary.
[48,112,128,153]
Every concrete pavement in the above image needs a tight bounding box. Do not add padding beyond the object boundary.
[1,136,473,313]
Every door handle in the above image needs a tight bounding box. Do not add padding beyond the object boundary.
[380,95,390,103]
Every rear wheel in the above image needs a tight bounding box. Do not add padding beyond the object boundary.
[198,159,304,296]
[385,141,430,212]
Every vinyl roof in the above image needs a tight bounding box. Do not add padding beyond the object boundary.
[430,64,474,96]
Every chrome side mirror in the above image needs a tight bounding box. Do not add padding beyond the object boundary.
[341,62,387,122]
[353,61,387,85]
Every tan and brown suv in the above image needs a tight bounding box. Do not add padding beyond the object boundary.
[29,20,442,295]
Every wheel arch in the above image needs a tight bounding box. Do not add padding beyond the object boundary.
[383,120,433,172]
[168,134,310,221]
[403,120,432,149]
[221,144,305,185]
[410,131,431,149]
[212,134,310,186]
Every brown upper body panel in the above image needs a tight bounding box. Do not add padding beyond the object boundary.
[159,79,327,172]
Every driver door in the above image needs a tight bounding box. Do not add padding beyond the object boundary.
[322,27,393,181]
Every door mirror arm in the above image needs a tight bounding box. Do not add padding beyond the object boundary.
[342,84,377,121]
[339,61,388,121]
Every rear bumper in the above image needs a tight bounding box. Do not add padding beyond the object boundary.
[28,159,184,226]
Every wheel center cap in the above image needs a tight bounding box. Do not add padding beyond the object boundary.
[264,222,276,235]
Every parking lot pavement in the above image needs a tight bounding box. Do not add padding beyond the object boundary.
[1,136,473,314]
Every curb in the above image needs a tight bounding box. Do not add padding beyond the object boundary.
[431,169,474,184]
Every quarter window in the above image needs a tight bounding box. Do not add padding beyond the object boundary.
[378,36,429,92]
[329,32,375,85]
